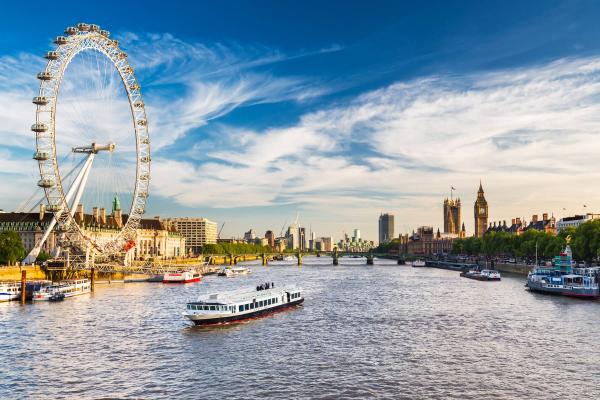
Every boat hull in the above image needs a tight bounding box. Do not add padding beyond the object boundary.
[460,273,501,281]
[187,298,304,326]
[163,272,202,283]
[0,293,20,302]
[33,289,90,301]
[526,280,599,298]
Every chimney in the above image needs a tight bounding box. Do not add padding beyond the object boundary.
[516,217,521,224]
[532,215,538,223]
[542,213,548,221]
[493,221,497,227]
[100,207,106,225]
[39,204,45,221]
[75,203,84,224]
[92,207,99,224]
[511,218,516,225]
[503,220,507,227]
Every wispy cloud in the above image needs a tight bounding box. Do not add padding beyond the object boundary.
[0,31,336,213]
[153,56,600,235]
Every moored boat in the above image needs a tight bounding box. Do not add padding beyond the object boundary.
[526,245,600,298]
[32,279,91,301]
[412,260,426,267]
[0,281,21,302]
[218,266,250,277]
[460,269,501,281]
[163,270,202,283]
[183,283,303,325]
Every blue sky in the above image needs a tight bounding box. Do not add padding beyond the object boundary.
[2,1,600,241]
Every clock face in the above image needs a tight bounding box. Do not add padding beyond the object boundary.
[479,207,486,215]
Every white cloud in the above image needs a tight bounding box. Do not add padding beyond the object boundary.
[0,32,333,214]
[152,56,600,239]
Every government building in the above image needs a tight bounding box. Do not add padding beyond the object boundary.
[0,199,186,261]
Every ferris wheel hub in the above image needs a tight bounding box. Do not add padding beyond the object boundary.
[72,142,116,154]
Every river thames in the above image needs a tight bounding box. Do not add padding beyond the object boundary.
[1,257,600,399]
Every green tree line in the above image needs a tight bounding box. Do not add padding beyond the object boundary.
[452,220,600,261]
[0,231,25,265]
[201,242,272,255]
[374,239,401,253]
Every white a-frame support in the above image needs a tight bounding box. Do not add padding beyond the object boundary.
[23,153,96,264]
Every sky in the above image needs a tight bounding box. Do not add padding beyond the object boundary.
[2,0,600,241]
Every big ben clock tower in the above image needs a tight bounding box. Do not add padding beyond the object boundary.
[474,181,488,237]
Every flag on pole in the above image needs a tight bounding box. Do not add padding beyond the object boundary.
[451,186,456,190]
[584,205,587,208]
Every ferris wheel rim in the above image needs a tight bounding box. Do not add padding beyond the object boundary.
[33,23,151,257]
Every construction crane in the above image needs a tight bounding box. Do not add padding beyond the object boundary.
[218,222,225,239]
[279,220,287,237]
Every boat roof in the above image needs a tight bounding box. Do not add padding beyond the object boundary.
[189,286,300,305]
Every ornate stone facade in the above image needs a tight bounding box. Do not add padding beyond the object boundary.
[474,182,488,238]
[443,198,461,234]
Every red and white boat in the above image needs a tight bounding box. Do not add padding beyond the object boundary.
[163,270,202,283]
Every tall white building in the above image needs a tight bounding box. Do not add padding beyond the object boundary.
[165,217,218,255]
[556,213,600,232]
[286,223,299,250]
[353,229,361,242]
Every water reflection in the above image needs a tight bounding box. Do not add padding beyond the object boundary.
[2,259,600,399]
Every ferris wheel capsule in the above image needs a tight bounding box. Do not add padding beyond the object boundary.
[33,96,49,105]
[33,151,49,161]
[44,51,59,60]
[100,30,110,37]
[37,179,55,188]
[46,204,63,212]
[37,72,53,81]
[31,122,48,132]
[64,26,78,35]
[76,23,90,31]
[89,24,100,32]
[54,36,68,45]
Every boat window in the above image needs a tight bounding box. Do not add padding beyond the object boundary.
[250,303,255,309]
[210,306,216,310]
[244,304,249,311]
[239,305,243,312]
[259,301,264,307]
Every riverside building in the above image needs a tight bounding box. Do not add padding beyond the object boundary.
[1,201,185,260]
[556,214,600,232]
[444,198,461,235]
[164,217,218,256]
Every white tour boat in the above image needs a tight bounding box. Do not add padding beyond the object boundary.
[218,266,251,277]
[163,270,202,283]
[32,279,91,301]
[183,283,303,325]
[412,260,426,267]
[0,281,21,302]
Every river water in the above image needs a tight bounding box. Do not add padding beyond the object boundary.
[1,257,600,399]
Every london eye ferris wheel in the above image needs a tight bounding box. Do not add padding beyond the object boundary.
[25,23,150,264]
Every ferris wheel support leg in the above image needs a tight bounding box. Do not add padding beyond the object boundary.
[22,153,96,264]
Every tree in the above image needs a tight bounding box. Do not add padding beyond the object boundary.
[570,220,600,262]
[201,242,271,255]
[0,231,25,265]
